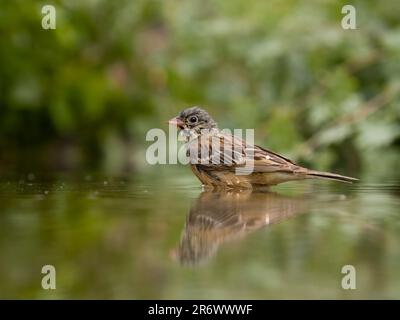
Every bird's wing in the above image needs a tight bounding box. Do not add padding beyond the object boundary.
[186,133,246,167]
[250,144,302,173]
[186,132,302,173]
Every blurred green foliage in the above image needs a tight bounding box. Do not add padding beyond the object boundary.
[0,0,399,172]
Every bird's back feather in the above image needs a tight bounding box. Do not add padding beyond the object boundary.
[186,131,358,187]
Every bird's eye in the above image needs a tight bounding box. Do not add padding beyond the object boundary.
[188,116,198,123]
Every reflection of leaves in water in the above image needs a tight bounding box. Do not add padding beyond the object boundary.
[175,190,307,266]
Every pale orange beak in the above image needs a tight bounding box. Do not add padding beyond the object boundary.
[168,117,184,129]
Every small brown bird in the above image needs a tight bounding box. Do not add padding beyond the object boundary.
[169,107,358,188]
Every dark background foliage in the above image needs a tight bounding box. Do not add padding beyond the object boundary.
[1,0,399,176]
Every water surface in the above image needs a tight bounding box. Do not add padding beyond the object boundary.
[0,168,399,299]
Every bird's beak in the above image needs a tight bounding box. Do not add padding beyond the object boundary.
[168,117,184,129]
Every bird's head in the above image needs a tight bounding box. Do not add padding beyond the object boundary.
[168,107,218,135]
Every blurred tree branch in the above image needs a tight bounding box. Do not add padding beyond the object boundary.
[297,82,400,157]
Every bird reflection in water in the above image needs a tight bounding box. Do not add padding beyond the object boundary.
[173,190,307,266]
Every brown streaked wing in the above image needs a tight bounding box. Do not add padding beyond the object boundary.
[186,132,300,174]
[186,133,247,168]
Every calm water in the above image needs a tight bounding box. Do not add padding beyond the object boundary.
[0,168,399,299]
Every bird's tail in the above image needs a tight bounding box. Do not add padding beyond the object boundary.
[306,170,358,183]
